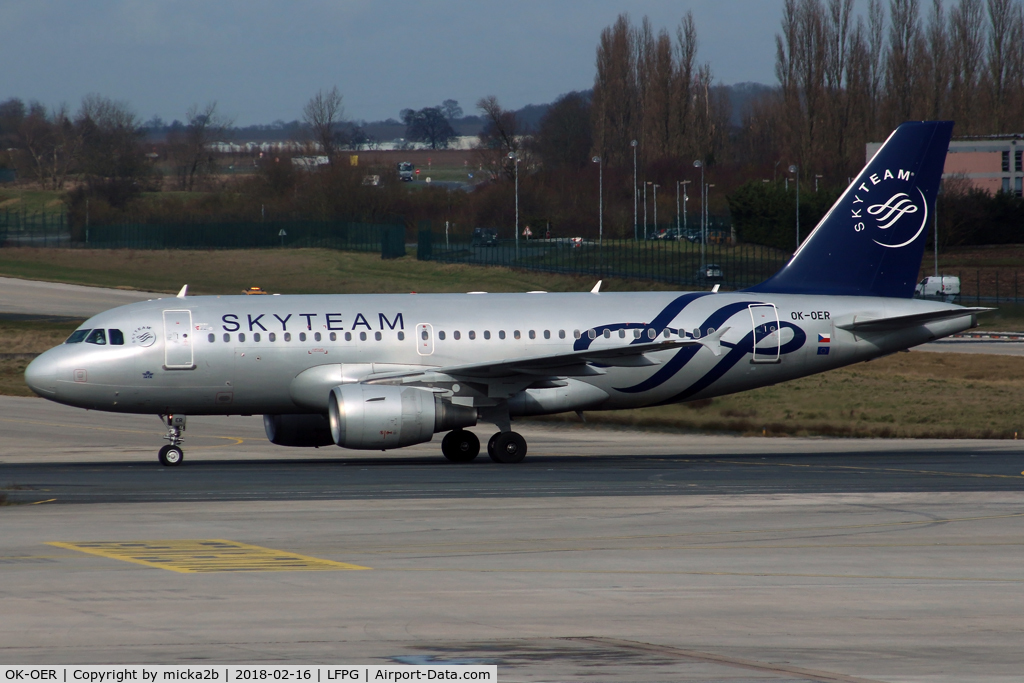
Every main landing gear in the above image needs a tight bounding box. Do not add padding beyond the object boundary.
[441,429,528,463]
[158,415,186,466]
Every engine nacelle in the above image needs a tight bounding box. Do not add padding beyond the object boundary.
[264,413,335,447]
[328,384,477,450]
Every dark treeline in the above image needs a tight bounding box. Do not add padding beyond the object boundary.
[2,1,1023,248]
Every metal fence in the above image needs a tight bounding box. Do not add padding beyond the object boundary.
[0,212,407,258]
[419,230,792,290]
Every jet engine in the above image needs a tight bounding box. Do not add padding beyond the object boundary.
[263,413,335,447]
[328,384,476,449]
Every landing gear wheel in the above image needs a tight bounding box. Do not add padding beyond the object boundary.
[487,432,501,459]
[441,429,480,463]
[490,431,527,464]
[158,444,184,466]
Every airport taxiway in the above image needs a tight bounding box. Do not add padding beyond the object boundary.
[2,396,1023,682]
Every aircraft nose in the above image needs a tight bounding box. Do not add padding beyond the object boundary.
[24,352,57,397]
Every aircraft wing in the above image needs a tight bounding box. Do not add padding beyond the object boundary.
[835,307,992,332]
[362,338,704,388]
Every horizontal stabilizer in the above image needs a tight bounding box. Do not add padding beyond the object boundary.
[836,308,992,332]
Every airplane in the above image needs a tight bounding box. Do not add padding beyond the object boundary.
[24,121,985,466]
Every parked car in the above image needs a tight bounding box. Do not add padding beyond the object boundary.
[471,227,499,247]
[696,263,724,283]
[914,275,960,302]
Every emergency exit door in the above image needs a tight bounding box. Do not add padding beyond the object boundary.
[749,304,780,363]
[163,309,194,369]
[416,323,434,355]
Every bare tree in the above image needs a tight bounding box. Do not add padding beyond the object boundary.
[591,14,637,166]
[924,0,949,120]
[867,0,886,136]
[302,87,344,163]
[168,102,231,191]
[17,102,82,190]
[441,99,463,121]
[76,94,150,205]
[476,96,524,180]
[987,0,1014,130]
[885,0,923,126]
[949,0,985,132]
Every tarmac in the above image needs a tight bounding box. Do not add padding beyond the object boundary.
[2,396,1023,682]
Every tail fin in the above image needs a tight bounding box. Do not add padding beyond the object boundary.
[748,121,953,298]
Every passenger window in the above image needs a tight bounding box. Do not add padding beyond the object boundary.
[484,330,491,340]
[331,332,338,341]
[439,331,446,340]
[603,329,610,338]
[313,332,320,341]
[344,332,351,341]
[421,330,429,340]
[529,330,536,339]
[634,329,642,339]
[109,329,125,345]
[374,331,382,341]
[469,330,476,340]
[543,330,550,339]
[619,330,625,338]
[647,329,656,339]
[284,332,291,342]
[85,329,107,345]
[664,329,671,338]
[514,330,521,340]
[268,333,276,342]
[588,329,596,340]
[499,330,506,340]
[254,333,261,342]
[207,333,215,343]
[223,333,231,342]
[65,329,90,344]
[239,333,246,342]
[398,331,405,341]
[299,332,306,342]
[359,332,367,341]
[454,331,461,340]
[559,330,565,339]
[574,330,581,339]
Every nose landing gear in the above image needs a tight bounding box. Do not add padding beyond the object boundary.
[158,415,186,466]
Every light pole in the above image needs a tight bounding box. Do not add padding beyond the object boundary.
[592,156,603,247]
[652,183,660,233]
[631,140,638,241]
[509,152,520,260]
[814,173,823,192]
[676,180,691,235]
[789,164,800,248]
[643,181,650,239]
[693,160,704,271]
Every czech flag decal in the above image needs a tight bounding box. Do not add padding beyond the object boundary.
[818,333,831,343]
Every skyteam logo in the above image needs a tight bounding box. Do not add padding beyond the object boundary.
[851,168,927,249]
[131,326,156,347]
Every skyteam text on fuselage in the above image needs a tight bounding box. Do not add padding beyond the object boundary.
[25,121,985,465]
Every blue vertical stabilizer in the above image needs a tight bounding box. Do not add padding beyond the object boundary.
[748,121,953,298]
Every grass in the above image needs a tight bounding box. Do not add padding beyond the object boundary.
[0,188,66,215]
[0,247,681,296]
[536,351,1024,439]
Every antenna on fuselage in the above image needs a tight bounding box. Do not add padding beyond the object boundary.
[176,285,188,298]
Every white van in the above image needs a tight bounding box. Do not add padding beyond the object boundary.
[914,276,960,302]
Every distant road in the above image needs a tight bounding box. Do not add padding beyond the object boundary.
[0,277,164,319]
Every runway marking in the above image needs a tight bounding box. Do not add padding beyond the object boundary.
[28,498,56,505]
[0,417,245,447]
[580,637,884,683]
[47,539,370,573]
[715,458,1024,480]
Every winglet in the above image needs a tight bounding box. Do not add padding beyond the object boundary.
[590,280,602,294]
[176,285,188,298]
[696,326,731,357]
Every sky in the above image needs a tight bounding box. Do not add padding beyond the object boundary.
[1,1,785,126]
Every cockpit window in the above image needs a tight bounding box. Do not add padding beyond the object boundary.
[109,329,125,345]
[65,329,91,344]
[85,329,107,345]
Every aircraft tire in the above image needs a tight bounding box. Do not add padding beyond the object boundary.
[441,429,480,463]
[486,432,500,459]
[158,444,184,467]
[490,432,527,464]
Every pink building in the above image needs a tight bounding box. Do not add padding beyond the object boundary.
[867,137,1023,196]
